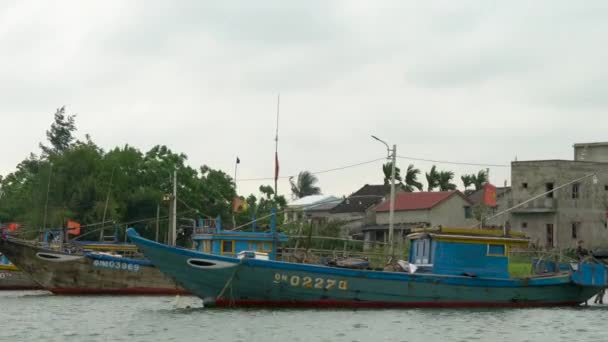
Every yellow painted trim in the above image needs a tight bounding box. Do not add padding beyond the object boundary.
[432,235,529,247]
[221,240,235,255]
[410,227,526,238]
[0,264,18,271]
[83,245,138,252]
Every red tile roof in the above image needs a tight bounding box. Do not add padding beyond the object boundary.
[375,191,468,212]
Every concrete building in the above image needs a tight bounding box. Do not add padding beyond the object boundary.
[362,191,476,245]
[510,142,608,250]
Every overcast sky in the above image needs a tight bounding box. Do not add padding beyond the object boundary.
[2,1,608,201]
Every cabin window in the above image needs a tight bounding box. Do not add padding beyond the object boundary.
[487,244,506,256]
[464,206,473,219]
[248,243,258,251]
[572,183,580,199]
[413,239,432,265]
[221,240,234,255]
[262,243,272,253]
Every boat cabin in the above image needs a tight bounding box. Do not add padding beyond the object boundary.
[191,210,287,261]
[407,227,529,279]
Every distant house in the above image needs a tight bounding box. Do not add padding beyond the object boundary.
[285,195,340,225]
[329,184,394,238]
[466,186,512,227]
[362,191,476,246]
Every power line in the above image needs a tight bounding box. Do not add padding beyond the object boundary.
[237,157,386,182]
[397,155,510,168]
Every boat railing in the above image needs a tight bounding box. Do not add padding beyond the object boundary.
[509,249,578,276]
[193,227,217,235]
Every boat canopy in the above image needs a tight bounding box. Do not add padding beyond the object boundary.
[407,227,529,279]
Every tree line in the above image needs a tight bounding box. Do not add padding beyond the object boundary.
[0,107,285,242]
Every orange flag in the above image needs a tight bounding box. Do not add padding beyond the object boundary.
[232,197,248,213]
[67,221,81,235]
[483,183,497,207]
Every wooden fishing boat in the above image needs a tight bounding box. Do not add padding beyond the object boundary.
[0,255,42,290]
[126,227,606,308]
[0,217,287,295]
[0,237,185,295]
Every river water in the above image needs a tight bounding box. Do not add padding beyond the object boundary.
[1,291,607,342]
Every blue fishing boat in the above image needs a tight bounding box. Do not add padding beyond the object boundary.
[127,226,607,308]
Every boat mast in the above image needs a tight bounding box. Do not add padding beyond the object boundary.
[170,169,177,246]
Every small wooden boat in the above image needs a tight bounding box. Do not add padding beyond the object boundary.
[0,237,185,295]
[0,254,42,290]
[127,227,606,308]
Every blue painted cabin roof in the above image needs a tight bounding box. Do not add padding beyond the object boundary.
[408,228,529,279]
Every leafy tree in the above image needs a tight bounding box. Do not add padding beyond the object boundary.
[472,170,489,190]
[403,164,423,192]
[438,171,457,191]
[289,171,321,199]
[382,162,402,186]
[425,165,440,191]
[461,174,474,190]
[39,106,76,156]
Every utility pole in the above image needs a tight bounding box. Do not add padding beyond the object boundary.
[371,135,397,258]
[388,144,397,258]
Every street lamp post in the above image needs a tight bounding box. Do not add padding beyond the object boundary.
[371,135,397,258]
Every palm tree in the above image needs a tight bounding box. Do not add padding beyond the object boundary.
[290,171,321,199]
[438,171,457,191]
[461,174,474,190]
[425,165,440,191]
[472,170,488,190]
[403,164,423,192]
[382,162,402,186]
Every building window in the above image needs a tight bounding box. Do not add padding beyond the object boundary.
[605,185,608,191]
[522,182,528,189]
[546,224,554,248]
[546,183,554,198]
[571,222,580,239]
[464,206,472,219]
[522,222,528,229]
[572,183,580,199]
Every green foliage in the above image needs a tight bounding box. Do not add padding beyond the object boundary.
[461,174,474,190]
[382,162,402,185]
[425,165,440,191]
[438,171,457,191]
[0,108,238,242]
[289,171,321,199]
[403,164,423,192]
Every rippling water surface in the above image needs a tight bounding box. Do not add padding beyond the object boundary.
[1,291,607,342]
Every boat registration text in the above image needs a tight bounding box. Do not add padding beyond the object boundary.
[273,273,348,291]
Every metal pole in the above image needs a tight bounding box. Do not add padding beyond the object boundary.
[170,169,177,246]
[100,167,115,241]
[274,94,280,197]
[388,144,397,258]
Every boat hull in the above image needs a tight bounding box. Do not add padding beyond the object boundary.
[128,229,597,308]
[0,265,42,290]
[0,237,186,295]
